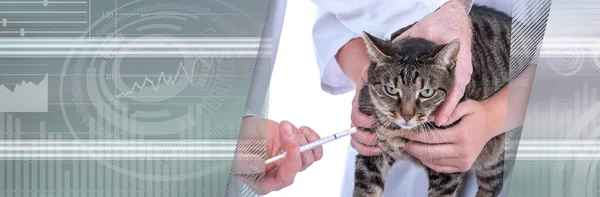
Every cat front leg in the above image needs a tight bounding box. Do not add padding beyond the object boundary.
[353,154,393,197]
[474,159,504,197]
[474,134,505,197]
[426,168,467,197]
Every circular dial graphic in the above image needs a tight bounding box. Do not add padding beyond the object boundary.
[59,1,258,181]
[546,38,584,76]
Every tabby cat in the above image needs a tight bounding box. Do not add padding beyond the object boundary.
[353,5,511,197]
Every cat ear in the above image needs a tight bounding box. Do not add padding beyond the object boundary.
[433,39,461,68]
[362,31,392,62]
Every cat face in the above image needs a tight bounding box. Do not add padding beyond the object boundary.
[362,32,459,130]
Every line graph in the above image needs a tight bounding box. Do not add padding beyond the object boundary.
[115,62,194,98]
[114,58,215,99]
[0,0,264,196]
[0,74,48,112]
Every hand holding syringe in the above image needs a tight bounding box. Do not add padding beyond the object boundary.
[265,127,357,164]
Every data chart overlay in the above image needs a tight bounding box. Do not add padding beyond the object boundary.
[0,0,271,196]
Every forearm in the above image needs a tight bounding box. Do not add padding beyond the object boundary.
[335,38,371,86]
[483,67,537,136]
[505,67,536,130]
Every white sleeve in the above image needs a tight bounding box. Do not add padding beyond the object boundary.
[311,0,448,95]
[312,8,358,95]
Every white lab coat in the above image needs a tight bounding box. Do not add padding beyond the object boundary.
[229,0,513,196]
[309,0,512,197]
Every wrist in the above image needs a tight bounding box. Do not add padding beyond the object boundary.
[437,0,473,43]
[481,89,508,137]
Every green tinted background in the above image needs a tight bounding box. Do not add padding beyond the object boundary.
[0,0,271,196]
[505,0,600,196]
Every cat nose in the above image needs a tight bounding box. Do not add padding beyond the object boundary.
[401,115,412,122]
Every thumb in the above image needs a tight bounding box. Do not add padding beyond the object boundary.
[442,99,477,126]
[279,121,302,169]
[435,84,466,126]
[272,121,302,184]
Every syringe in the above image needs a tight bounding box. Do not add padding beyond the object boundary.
[264,127,357,164]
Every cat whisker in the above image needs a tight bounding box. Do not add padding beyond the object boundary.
[425,126,435,163]
[353,5,509,195]
[354,118,377,129]
[418,125,432,163]
[423,115,440,124]
[425,124,445,165]
[370,126,387,164]
[353,119,379,142]
[421,125,432,163]
[426,122,465,165]
[418,125,428,162]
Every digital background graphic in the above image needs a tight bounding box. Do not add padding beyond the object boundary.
[0,0,599,196]
[505,0,600,196]
[0,0,270,196]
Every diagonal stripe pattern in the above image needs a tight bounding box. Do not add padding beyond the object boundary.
[504,0,553,195]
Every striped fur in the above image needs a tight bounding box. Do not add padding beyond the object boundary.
[354,5,510,197]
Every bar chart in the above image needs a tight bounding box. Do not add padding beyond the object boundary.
[0,160,232,197]
[524,82,600,139]
[0,0,269,196]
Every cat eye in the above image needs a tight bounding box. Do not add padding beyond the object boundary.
[384,86,398,95]
[420,89,435,98]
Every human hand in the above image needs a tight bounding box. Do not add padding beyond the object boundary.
[231,117,323,194]
[350,66,382,156]
[394,0,473,126]
[402,100,503,173]
[334,37,381,156]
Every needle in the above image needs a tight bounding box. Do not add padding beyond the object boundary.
[264,127,357,164]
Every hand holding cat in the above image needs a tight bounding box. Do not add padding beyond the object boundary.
[333,37,383,157]
[402,99,502,173]
[350,66,382,156]
[231,117,323,194]
[347,0,475,157]
[393,0,474,126]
